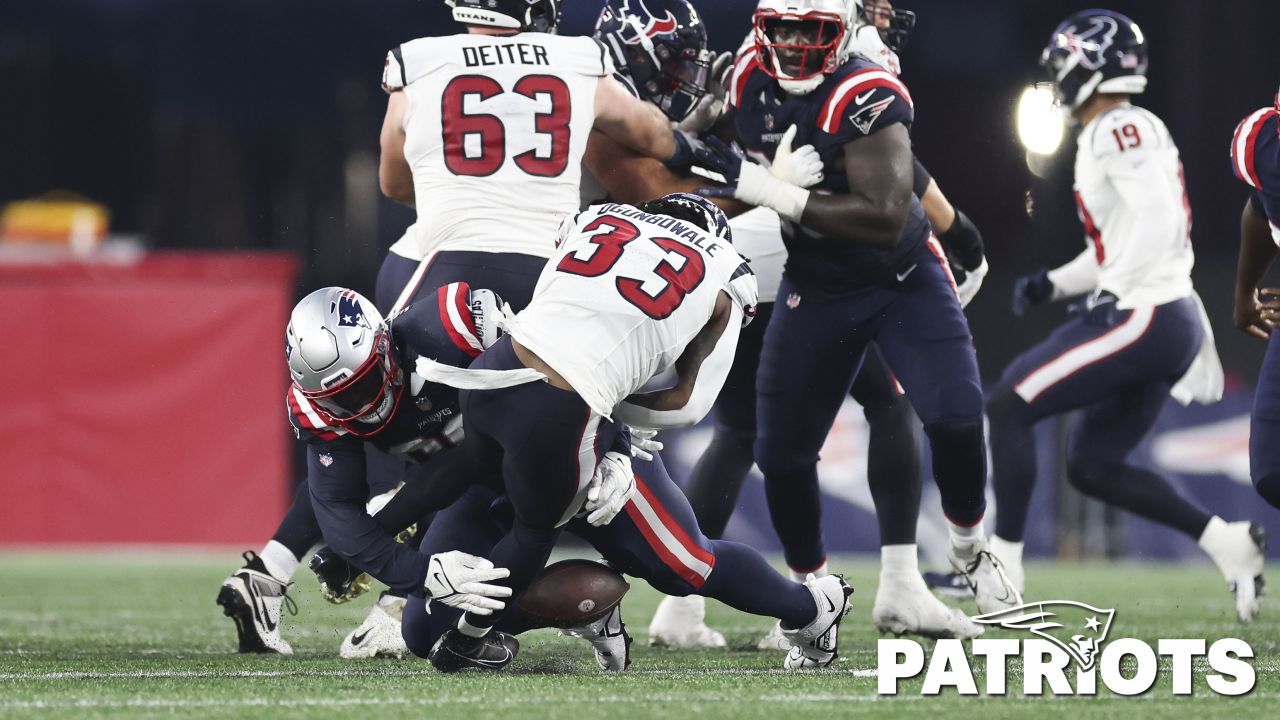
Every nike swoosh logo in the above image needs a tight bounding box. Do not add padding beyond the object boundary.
[351,629,370,646]
[246,580,278,632]
[458,646,513,668]
[896,264,918,282]
[825,596,837,613]
[855,90,876,104]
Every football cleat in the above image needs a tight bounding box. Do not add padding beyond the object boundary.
[647,595,726,649]
[566,605,632,671]
[339,593,409,659]
[988,536,1026,595]
[428,629,519,673]
[948,540,1023,615]
[780,575,854,670]
[922,570,974,600]
[873,572,983,640]
[216,551,298,654]
[1200,519,1268,624]
[309,546,373,604]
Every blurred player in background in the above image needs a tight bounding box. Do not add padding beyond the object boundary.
[1230,86,1280,510]
[408,193,852,673]
[989,9,1264,623]
[695,0,1019,624]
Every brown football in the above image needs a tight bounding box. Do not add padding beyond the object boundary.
[515,559,630,628]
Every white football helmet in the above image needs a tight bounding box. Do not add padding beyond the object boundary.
[286,288,404,434]
[753,0,862,95]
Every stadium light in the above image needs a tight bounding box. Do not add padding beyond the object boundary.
[1016,83,1066,157]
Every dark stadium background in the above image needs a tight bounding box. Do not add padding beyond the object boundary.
[1,0,1277,558]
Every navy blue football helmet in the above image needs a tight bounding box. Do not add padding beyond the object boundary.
[594,0,712,121]
[1040,9,1148,111]
[447,0,559,34]
[649,192,733,244]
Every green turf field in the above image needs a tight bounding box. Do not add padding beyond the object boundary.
[0,550,1274,719]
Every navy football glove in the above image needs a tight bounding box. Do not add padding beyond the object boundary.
[1011,269,1054,317]
[693,136,747,197]
[665,129,703,172]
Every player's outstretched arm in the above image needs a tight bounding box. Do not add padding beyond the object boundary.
[378,91,415,207]
[615,293,741,429]
[1234,196,1280,340]
[795,123,915,248]
[592,76,677,165]
[583,130,703,205]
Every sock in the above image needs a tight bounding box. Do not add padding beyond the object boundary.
[879,544,919,578]
[948,519,986,550]
[698,540,816,629]
[457,616,491,638]
[788,559,827,582]
[259,539,300,582]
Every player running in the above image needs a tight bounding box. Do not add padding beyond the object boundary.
[693,0,1019,616]
[1231,90,1280,511]
[988,10,1264,623]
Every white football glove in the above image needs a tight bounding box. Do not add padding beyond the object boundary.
[955,257,989,309]
[676,51,733,134]
[584,451,636,527]
[768,125,824,188]
[424,551,512,616]
[629,427,663,462]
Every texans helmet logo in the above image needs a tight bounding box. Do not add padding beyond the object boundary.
[1060,15,1118,71]
[972,601,1116,671]
[616,0,677,43]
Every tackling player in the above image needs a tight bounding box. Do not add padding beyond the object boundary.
[989,10,1264,623]
[694,0,1019,615]
[1230,87,1280,510]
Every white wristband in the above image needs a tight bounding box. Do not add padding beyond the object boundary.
[735,162,810,223]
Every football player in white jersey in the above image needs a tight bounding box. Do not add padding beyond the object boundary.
[988,9,1264,622]
[410,193,855,671]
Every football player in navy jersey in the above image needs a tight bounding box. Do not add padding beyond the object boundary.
[695,0,1019,616]
[985,10,1263,622]
[1231,86,1280,511]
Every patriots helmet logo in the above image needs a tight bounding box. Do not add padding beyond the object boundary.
[337,290,370,329]
[972,601,1116,671]
[1059,15,1118,71]
[617,0,677,43]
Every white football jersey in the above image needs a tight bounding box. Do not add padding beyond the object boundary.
[382,33,613,261]
[508,203,748,417]
[1050,103,1195,307]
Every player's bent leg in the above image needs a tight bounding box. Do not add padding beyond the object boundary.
[1252,337,1280,510]
[851,344,923,549]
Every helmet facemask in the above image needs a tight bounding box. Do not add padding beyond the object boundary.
[754,9,847,95]
[301,328,404,434]
[862,0,915,53]
[624,28,712,121]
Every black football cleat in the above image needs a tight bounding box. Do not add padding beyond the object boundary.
[309,545,372,604]
[428,629,519,673]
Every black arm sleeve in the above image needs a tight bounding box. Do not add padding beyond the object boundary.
[937,208,985,271]
[307,443,430,595]
[912,156,933,199]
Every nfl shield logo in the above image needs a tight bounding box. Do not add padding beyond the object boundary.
[764,114,775,131]
[786,292,801,309]
[319,453,334,467]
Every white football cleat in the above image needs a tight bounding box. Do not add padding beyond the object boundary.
[988,536,1025,595]
[216,551,296,654]
[780,575,854,670]
[340,593,409,659]
[949,540,1022,614]
[873,573,983,640]
[565,605,631,671]
[647,595,726,649]
[1199,518,1267,624]
[756,622,790,651]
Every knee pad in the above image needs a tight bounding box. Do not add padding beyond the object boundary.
[1255,474,1280,511]
[922,416,984,449]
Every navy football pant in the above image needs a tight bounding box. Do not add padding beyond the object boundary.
[1251,332,1280,509]
[755,241,986,572]
[988,297,1212,542]
[684,302,921,547]
[401,447,817,659]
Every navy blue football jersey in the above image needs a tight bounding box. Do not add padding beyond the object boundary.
[1232,106,1280,243]
[728,49,930,291]
[287,281,484,461]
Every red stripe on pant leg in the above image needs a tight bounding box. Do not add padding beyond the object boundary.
[622,502,706,589]
[634,476,717,570]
